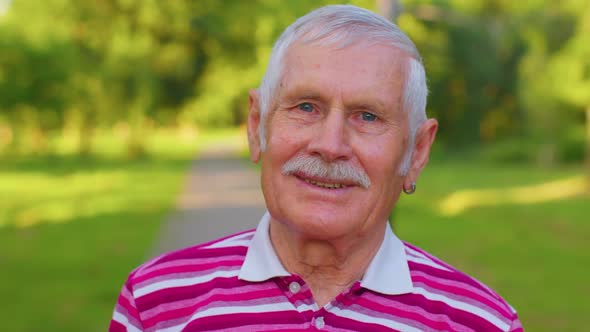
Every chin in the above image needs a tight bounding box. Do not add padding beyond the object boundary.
[286,209,356,240]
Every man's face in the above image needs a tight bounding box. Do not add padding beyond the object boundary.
[252,43,412,240]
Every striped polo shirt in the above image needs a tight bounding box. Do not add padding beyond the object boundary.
[110,212,522,331]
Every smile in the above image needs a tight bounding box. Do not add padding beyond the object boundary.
[302,178,348,189]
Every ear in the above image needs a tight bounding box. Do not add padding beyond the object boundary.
[247,89,262,163]
[404,119,438,188]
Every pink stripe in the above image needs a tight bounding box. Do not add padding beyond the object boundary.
[391,292,505,331]
[199,228,255,247]
[413,281,509,325]
[149,242,248,266]
[183,311,303,331]
[416,277,510,320]
[116,294,135,317]
[508,314,523,331]
[144,294,290,329]
[405,250,453,273]
[108,320,127,332]
[410,263,510,321]
[510,323,523,331]
[411,269,510,316]
[116,284,143,328]
[136,272,245,311]
[134,255,245,280]
[135,267,240,296]
[405,244,507,308]
[141,283,279,321]
[412,273,511,319]
[355,294,475,332]
[134,259,243,286]
[208,323,307,332]
[326,309,419,332]
[114,303,143,331]
[404,242,457,270]
[407,260,498,299]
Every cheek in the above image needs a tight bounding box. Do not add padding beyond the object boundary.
[359,141,405,182]
[264,133,301,179]
[268,122,310,155]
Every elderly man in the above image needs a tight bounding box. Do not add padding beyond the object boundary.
[110,5,522,332]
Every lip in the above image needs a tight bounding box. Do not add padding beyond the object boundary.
[292,172,357,194]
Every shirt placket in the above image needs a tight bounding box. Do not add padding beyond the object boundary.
[276,276,322,329]
[320,281,364,330]
[277,277,364,330]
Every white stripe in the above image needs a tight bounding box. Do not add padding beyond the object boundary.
[404,246,436,261]
[112,310,143,332]
[413,286,509,330]
[134,269,239,298]
[330,306,422,332]
[203,232,254,249]
[223,231,254,242]
[158,302,295,332]
[405,247,451,272]
[205,239,252,249]
[406,254,452,272]
[294,302,317,312]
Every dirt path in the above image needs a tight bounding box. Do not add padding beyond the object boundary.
[151,147,265,255]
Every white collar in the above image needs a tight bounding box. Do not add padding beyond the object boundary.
[238,212,413,295]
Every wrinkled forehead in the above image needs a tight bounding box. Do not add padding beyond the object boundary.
[279,40,409,97]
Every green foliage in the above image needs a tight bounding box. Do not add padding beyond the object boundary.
[399,1,527,146]
[0,0,588,163]
[556,125,587,163]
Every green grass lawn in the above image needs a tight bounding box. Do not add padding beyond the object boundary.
[0,158,188,332]
[394,162,588,332]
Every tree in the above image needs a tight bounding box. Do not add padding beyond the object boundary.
[545,0,590,187]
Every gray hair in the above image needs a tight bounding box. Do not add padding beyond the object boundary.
[257,4,428,175]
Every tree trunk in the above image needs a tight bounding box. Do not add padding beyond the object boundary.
[126,97,148,159]
[78,110,94,157]
[586,105,590,193]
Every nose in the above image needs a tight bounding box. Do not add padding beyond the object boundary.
[307,110,353,162]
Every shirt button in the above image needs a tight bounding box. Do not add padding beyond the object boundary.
[315,316,325,329]
[289,281,301,294]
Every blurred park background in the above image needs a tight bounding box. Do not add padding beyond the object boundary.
[0,0,588,331]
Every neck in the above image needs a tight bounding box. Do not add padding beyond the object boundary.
[269,218,386,307]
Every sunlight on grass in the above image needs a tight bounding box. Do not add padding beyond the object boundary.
[438,175,588,216]
[0,127,245,229]
[1,169,178,228]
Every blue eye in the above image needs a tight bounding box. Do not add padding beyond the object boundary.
[298,103,314,112]
[361,112,377,122]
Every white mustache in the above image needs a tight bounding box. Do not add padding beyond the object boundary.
[282,155,371,189]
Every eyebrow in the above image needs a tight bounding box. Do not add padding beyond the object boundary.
[348,101,386,112]
[279,86,326,103]
[279,85,393,114]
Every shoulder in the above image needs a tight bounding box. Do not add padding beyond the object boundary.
[402,241,520,331]
[126,229,256,297]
